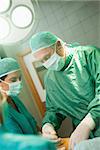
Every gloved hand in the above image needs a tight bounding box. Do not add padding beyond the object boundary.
[0,88,7,103]
[68,123,91,150]
[42,123,59,141]
[42,123,66,149]
[0,90,4,103]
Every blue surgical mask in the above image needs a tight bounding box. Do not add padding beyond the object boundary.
[0,80,22,96]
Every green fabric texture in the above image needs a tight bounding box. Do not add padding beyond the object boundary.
[30,31,64,52]
[42,45,100,138]
[0,58,20,78]
[0,132,56,150]
[3,96,38,135]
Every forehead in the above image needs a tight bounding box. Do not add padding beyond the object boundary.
[33,47,53,60]
[6,71,21,79]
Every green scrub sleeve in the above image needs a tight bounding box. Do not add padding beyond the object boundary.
[42,92,66,130]
[86,46,100,124]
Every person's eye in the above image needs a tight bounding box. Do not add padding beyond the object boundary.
[43,55,51,61]
[10,77,18,82]
[11,79,17,82]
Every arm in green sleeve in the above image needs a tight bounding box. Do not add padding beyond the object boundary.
[86,46,100,124]
[42,92,65,130]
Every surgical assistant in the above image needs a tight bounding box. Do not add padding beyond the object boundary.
[0,58,38,134]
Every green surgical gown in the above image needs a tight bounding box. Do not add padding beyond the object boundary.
[42,45,100,138]
[3,96,38,134]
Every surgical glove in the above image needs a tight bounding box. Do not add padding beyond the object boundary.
[68,123,91,150]
[42,123,59,141]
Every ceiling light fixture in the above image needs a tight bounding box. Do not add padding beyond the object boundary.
[11,5,33,28]
[0,17,10,39]
[0,0,11,13]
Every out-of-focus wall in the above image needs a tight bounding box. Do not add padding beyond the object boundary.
[36,1,100,47]
[0,45,7,58]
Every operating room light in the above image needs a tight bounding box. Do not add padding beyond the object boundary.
[11,6,33,28]
[0,17,10,39]
[0,0,11,13]
[0,0,38,44]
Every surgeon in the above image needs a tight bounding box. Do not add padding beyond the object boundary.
[30,31,100,150]
[0,58,38,134]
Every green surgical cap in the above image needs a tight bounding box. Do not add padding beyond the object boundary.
[30,31,64,52]
[0,58,20,78]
